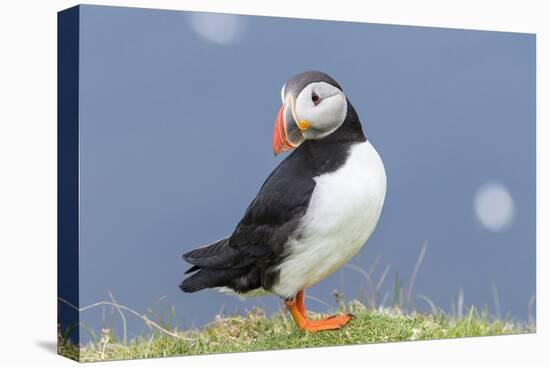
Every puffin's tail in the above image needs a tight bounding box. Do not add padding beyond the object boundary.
[179,236,241,293]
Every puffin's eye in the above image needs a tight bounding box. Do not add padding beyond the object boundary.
[311,92,320,105]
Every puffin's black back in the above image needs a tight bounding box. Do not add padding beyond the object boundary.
[179,100,366,295]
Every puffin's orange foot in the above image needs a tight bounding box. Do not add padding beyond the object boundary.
[285,290,354,332]
[302,314,354,332]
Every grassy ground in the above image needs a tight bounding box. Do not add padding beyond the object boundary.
[58,300,532,362]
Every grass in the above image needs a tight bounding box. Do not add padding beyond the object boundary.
[58,244,535,362]
[58,299,533,362]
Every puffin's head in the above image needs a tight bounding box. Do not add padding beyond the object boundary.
[273,71,347,155]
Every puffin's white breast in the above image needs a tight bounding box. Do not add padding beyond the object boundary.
[272,141,387,298]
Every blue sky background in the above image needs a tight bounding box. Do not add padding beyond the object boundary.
[77,5,535,340]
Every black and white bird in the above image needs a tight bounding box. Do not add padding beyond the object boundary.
[180,71,386,331]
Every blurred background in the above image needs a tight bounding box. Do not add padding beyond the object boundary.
[75,5,535,341]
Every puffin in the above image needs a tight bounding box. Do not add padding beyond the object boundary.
[180,71,387,332]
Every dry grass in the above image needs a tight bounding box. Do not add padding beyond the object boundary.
[57,243,535,362]
[58,298,533,362]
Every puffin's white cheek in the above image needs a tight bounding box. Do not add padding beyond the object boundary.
[310,94,347,130]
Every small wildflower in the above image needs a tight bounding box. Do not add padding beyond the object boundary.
[410,328,421,340]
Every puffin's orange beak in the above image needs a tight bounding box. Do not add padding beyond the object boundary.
[272,97,306,156]
[273,103,295,155]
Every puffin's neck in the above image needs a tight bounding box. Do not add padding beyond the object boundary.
[295,100,367,175]
[318,100,366,144]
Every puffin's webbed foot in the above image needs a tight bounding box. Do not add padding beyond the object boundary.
[285,290,353,332]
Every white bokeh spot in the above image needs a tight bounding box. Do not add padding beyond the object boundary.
[188,13,244,45]
[474,182,515,232]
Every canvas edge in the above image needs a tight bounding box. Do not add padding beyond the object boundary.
[57,4,81,362]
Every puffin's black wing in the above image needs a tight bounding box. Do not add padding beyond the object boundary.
[180,151,316,294]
